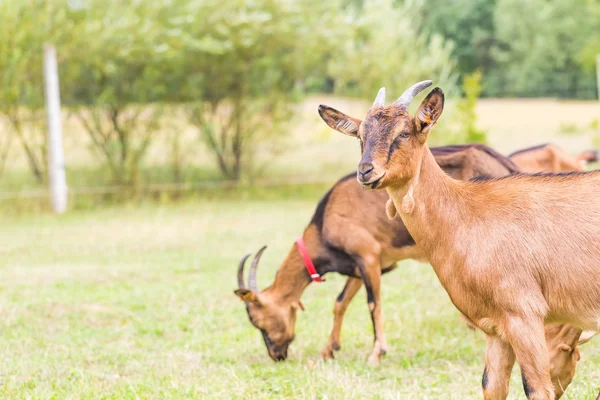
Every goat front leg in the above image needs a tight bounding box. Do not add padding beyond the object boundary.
[483,334,516,400]
[359,256,386,366]
[321,277,362,360]
[505,316,555,400]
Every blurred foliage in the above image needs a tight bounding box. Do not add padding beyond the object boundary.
[328,0,458,98]
[0,0,52,183]
[578,4,600,74]
[456,71,487,144]
[420,0,600,98]
[173,0,346,180]
[489,0,596,97]
[0,0,598,189]
[0,0,458,185]
[420,0,496,83]
[60,0,174,184]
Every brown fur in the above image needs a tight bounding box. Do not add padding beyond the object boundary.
[509,143,598,173]
[320,84,600,399]
[235,139,595,391]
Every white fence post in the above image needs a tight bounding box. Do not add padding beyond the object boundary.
[43,45,67,213]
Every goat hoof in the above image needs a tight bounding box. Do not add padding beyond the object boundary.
[366,353,381,366]
[320,346,335,360]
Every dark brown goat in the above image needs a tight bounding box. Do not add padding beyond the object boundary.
[235,143,595,395]
[318,80,600,399]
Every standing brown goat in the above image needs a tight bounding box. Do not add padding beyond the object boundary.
[318,80,600,399]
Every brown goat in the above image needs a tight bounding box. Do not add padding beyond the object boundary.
[235,145,595,395]
[318,81,600,400]
[235,144,517,363]
[509,143,598,173]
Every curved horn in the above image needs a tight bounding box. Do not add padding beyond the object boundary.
[395,80,433,109]
[237,253,251,289]
[248,245,267,292]
[372,87,386,107]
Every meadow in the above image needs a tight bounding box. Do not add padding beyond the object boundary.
[1,98,600,399]
[2,196,600,399]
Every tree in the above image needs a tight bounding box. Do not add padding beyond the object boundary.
[420,0,497,81]
[489,0,597,97]
[164,0,346,181]
[0,0,51,183]
[328,0,458,99]
[578,1,600,77]
[60,0,170,185]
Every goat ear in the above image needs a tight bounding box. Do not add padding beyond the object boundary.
[318,105,361,137]
[414,87,444,141]
[578,331,597,346]
[234,289,261,304]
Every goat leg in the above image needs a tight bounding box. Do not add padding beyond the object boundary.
[506,317,555,400]
[483,334,516,400]
[321,277,362,359]
[358,256,387,366]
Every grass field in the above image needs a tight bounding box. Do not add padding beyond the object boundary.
[2,197,600,399]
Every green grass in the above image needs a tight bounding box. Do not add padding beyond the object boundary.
[1,198,599,399]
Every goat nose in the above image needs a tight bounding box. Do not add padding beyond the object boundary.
[358,163,374,179]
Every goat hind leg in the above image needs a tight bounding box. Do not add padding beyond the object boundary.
[321,277,362,360]
[359,258,386,366]
[483,334,516,400]
[506,317,555,400]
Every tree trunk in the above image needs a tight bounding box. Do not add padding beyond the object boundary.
[231,104,243,181]
[9,113,45,184]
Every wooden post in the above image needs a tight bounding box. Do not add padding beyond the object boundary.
[43,45,67,213]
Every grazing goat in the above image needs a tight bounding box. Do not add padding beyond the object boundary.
[509,143,598,173]
[318,80,600,400]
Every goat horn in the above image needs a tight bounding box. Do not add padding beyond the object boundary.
[248,245,267,292]
[395,80,433,109]
[237,253,252,289]
[372,87,386,107]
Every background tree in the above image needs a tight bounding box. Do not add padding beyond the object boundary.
[60,0,170,185]
[420,0,497,81]
[487,0,597,97]
[166,0,347,181]
[328,0,458,99]
[0,0,53,183]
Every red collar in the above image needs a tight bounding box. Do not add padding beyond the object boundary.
[296,236,325,282]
